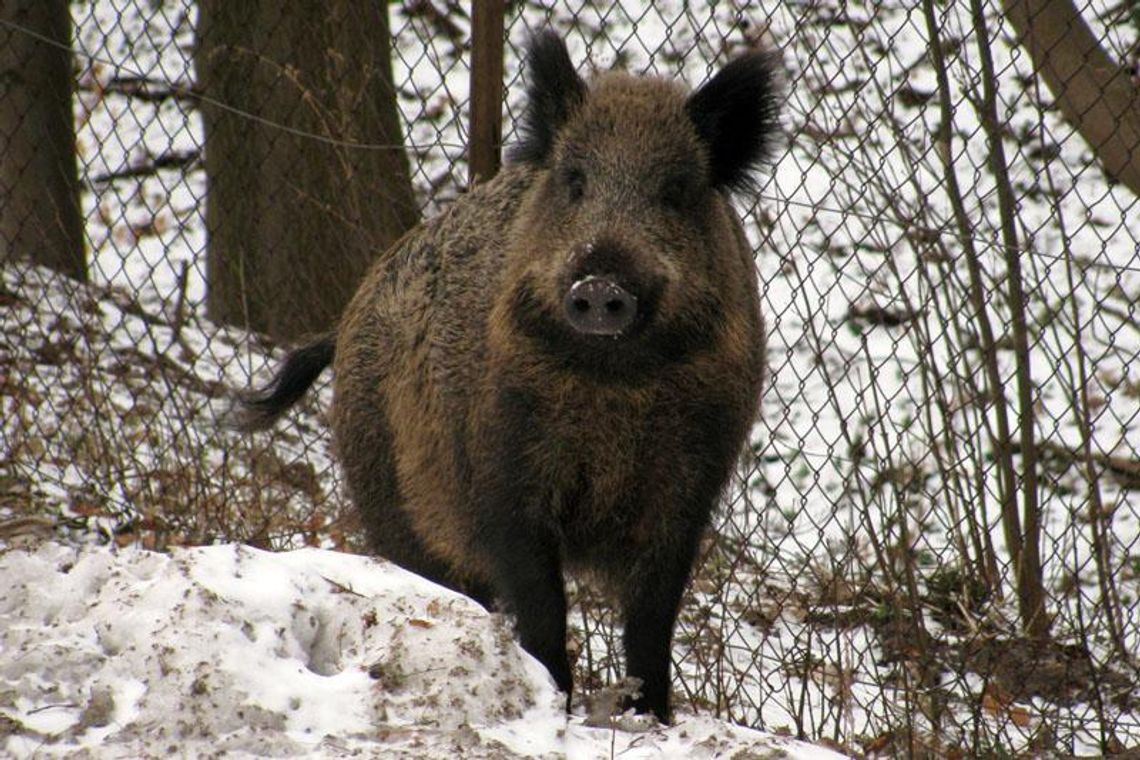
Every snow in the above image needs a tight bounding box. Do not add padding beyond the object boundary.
[0,540,847,759]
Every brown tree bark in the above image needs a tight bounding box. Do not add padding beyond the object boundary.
[0,0,85,280]
[1001,0,1140,196]
[469,0,505,186]
[196,2,419,342]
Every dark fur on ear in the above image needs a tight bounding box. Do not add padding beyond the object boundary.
[509,30,588,166]
[685,48,784,194]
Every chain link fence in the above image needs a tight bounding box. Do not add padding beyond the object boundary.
[2,1,1139,755]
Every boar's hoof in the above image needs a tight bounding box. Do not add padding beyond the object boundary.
[563,276,637,336]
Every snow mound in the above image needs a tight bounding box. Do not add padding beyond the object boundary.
[0,542,847,759]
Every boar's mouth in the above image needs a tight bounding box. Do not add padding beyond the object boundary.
[506,277,720,383]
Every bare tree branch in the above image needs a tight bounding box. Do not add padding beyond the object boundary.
[1002,0,1140,197]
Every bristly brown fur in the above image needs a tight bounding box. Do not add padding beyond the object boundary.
[236,32,783,725]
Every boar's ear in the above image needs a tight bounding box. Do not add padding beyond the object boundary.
[686,48,783,194]
[510,30,587,166]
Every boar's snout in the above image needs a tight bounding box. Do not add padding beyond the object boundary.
[562,276,638,336]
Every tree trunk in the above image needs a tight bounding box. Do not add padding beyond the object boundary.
[1001,0,1140,197]
[196,2,419,341]
[0,0,85,280]
[469,0,505,186]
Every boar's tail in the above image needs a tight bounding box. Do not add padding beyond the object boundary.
[229,334,335,432]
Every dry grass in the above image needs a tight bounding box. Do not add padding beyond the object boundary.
[1,263,347,553]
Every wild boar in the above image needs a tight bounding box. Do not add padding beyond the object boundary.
[236,30,782,723]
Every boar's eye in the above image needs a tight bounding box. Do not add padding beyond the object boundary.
[560,165,587,202]
[659,173,694,211]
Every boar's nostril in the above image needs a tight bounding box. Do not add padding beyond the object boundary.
[563,276,637,336]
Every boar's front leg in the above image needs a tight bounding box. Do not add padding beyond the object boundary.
[623,405,738,724]
[621,523,704,725]
[482,513,572,701]
[473,388,573,705]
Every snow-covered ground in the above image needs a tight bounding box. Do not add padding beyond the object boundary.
[0,540,847,759]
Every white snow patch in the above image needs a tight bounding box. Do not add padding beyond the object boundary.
[0,542,848,759]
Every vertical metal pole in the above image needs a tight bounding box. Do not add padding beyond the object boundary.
[468,0,505,186]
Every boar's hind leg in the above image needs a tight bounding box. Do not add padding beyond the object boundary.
[340,408,494,608]
[371,507,495,609]
[361,489,495,608]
